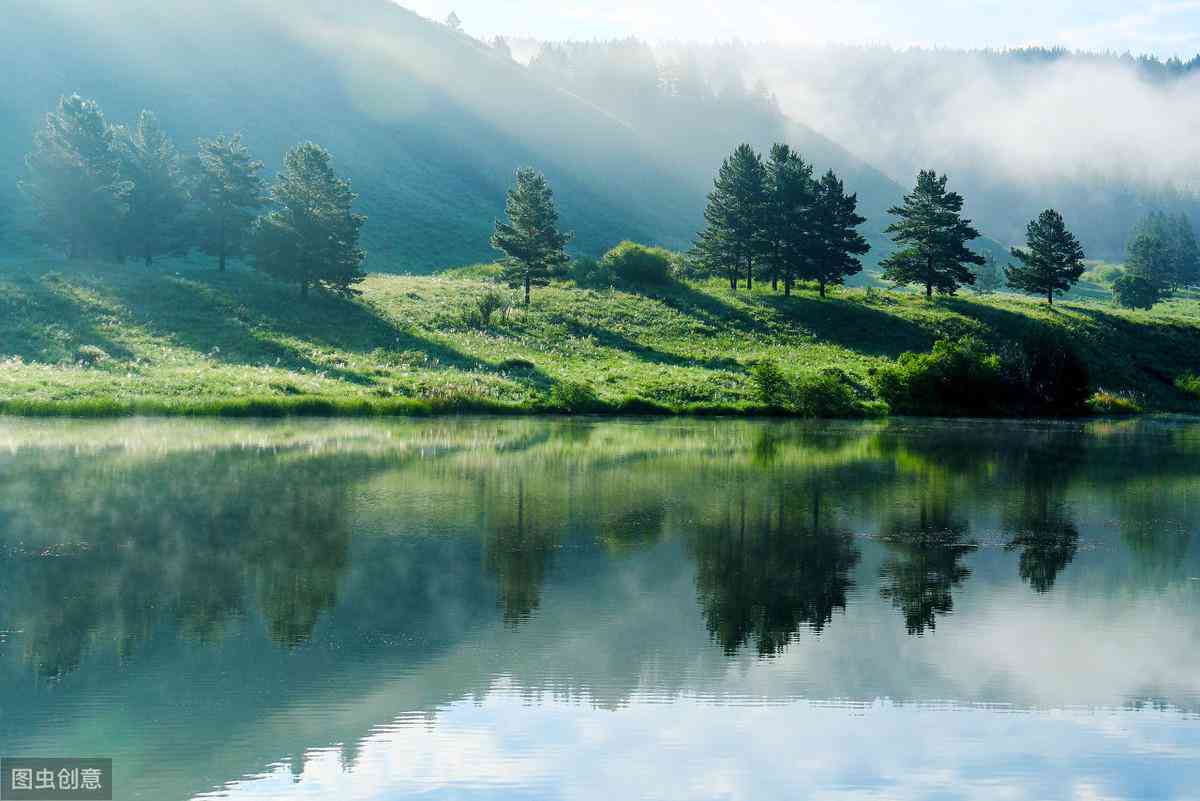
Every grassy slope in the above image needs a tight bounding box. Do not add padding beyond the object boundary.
[1,258,1198,416]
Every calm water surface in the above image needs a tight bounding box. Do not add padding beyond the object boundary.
[0,416,1198,800]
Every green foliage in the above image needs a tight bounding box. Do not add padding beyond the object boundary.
[470,290,510,328]
[1176,372,1200,400]
[876,333,1091,416]
[792,369,867,418]
[1127,211,1200,291]
[550,380,600,412]
[21,95,131,259]
[601,241,675,286]
[1006,209,1087,304]
[117,111,189,266]
[750,360,790,407]
[192,134,267,272]
[1087,389,1144,416]
[873,336,1005,415]
[570,256,614,289]
[761,144,815,296]
[880,171,984,298]
[1112,272,1164,310]
[253,142,366,297]
[692,143,766,291]
[809,170,870,297]
[1001,330,1091,415]
[974,254,1004,294]
[491,168,573,305]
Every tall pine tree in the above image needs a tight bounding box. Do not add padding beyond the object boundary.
[692,143,765,291]
[880,170,983,298]
[254,142,366,297]
[21,95,130,260]
[762,144,814,296]
[119,111,188,266]
[193,134,266,272]
[1006,209,1086,305]
[809,170,869,298]
[490,167,572,305]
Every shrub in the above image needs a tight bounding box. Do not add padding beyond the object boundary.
[793,369,864,418]
[550,380,601,412]
[571,255,615,289]
[1087,389,1144,415]
[873,336,1006,416]
[471,290,509,328]
[74,344,111,366]
[1112,273,1163,310]
[750,359,790,408]
[1176,372,1200,400]
[600,241,675,286]
[1000,330,1091,415]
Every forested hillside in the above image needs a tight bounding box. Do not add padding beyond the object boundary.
[0,0,703,269]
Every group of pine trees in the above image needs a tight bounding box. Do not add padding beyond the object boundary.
[692,143,869,297]
[1113,211,1200,309]
[21,95,365,296]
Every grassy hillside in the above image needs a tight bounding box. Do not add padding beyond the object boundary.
[2,259,1198,417]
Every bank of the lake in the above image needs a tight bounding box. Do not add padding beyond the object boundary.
[2,258,1199,418]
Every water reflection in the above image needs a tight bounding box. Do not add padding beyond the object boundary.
[0,417,1198,801]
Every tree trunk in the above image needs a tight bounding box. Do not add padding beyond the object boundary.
[729,272,737,292]
[1048,289,1054,306]
[771,275,778,292]
[746,260,753,291]
[524,275,530,306]
[819,279,826,298]
[926,282,933,299]
[784,276,791,297]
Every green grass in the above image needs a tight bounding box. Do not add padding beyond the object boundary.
[1,258,1198,418]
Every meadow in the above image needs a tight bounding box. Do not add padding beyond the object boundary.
[1,258,1198,417]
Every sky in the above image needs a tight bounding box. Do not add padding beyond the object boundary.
[398,0,1200,56]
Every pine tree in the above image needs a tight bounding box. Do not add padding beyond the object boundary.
[253,142,366,297]
[20,94,130,260]
[1167,212,1200,289]
[490,167,572,305]
[809,170,869,298]
[762,144,814,296]
[193,134,267,271]
[445,11,462,30]
[1115,225,1172,309]
[1006,209,1086,305]
[880,170,984,298]
[692,143,766,291]
[119,111,188,266]
[974,254,1003,294]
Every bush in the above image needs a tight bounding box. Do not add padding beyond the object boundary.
[1176,372,1200,400]
[470,290,509,328]
[600,241,675,286]
[550,380,601,412]
[1087,389,1144,415]
[1112,273,1164,310]
[793,369,865,418]
[873,336,1006,416]
[571,256,614,289]
[750,360,790,408]
[1001,330,1091,415]
[499,357,536,371]
[74,344,111,367]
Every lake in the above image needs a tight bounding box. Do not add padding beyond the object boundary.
[0,416,1198,801]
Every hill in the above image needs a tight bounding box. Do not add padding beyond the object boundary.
[0,0,701,270]
[2,258,1197,416]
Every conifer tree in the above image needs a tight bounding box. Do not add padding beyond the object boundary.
[1006,209,1086,305]
[254,142,366,297]
[193,134,267,271]
[809,170,869,298]
[692,143,766,291]
[974,254,1003,294]
[762,144,814,296]
[119,111,188,266]
[20,94,130,259]
[490,167,572,305]
[880,170,983,298]
[1167,212,1200,289]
